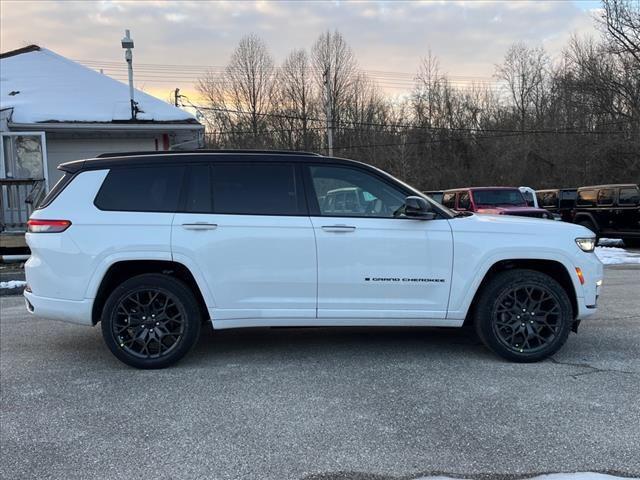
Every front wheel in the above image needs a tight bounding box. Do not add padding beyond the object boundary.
[474,269,573,362]
[101,274,201,369]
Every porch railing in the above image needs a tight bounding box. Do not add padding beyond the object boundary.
[1,179,46,232]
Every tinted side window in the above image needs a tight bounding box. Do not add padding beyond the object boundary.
[458,192,471,210]
[212,163,302,215]
[542,191,558,208]
[597,189,615,206]
[95,166,184,212]
[442,192,456,208]
[618,187,640,206]
[576,189,597,207]
[183,164,212,213]
[559,190,577,208]
[37,172,74,209]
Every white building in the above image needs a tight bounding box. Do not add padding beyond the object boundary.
[1,45,203,245]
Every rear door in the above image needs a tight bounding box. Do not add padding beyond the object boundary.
[171,162,317,323]
[305,163,453,320]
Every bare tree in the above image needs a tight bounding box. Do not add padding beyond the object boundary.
[197,34,275,147]
[601,0,640,64]
[273,49,318,150]
[496,43,549,131]
[312,30,359,132]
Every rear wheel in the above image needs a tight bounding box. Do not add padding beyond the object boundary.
[474,269,573,362]
[101,274,201,369]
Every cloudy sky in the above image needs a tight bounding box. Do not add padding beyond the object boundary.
[1,0,603,100]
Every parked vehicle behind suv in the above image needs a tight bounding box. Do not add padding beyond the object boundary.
[25,151,602,368]
[423,190,444,204]
[572,184,640,247]
[536,188,577,223]
[442,187,554,219]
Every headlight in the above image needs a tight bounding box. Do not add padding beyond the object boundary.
[575,237,596,252]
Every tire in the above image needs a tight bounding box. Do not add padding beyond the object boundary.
[474,269,573,362]
[623,238,640,249]
[576,219,599,244]
[101,274,201,369]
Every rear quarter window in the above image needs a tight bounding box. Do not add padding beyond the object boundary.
[618,187,640,206]
[94,165,185,212]
[37,172,74,209]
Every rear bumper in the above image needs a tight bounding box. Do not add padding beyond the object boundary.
[23,291,94,326]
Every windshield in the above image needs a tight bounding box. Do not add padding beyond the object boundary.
[473,189,527,207]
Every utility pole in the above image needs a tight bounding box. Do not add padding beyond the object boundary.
[323,66,333,156]
[121,29,138,120]
[174,88,180,107]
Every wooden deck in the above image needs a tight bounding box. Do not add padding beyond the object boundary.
[1,179,44,251]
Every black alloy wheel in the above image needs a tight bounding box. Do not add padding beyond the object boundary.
[492,285,562,355]
[474,269,572,362]
[101,274,201,369]
[112,289,186,359]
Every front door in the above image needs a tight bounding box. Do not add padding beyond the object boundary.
[305,164,453,320]
[171,162,317,324]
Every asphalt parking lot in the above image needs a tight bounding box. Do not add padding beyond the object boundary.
[1,265,639,480]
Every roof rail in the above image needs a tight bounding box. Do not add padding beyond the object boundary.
[96,149,323,159]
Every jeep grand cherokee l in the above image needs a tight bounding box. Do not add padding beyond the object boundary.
[24,151,603,369]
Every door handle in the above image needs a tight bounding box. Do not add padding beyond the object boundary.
[321,225,356,232]
[181,222,218,230]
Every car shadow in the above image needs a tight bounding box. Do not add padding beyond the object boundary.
[179,324,493,368]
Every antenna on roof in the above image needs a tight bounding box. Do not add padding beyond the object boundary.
[121,29,139,120]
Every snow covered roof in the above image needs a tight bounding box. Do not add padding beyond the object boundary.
[0,45,199,125]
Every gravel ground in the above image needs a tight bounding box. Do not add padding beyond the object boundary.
[1,265,639,480]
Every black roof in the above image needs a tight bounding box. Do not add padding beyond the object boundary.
[59,150,361,174]
[95,149,322,158]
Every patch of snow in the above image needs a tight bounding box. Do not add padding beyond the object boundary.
[598,237,624,247]
[416,474,631,480]
[595,246,640,265]
[0,47,196,123]
[0,280,26,289]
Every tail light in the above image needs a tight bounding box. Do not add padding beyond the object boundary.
[27,219,71,233]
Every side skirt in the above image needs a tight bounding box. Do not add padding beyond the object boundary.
[211,317,465,330]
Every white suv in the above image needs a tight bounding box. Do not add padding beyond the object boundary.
[25,151,603,368]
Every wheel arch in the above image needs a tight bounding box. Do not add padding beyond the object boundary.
[91,260,209,325]
[573,212,600,231]
[463,258,578,326]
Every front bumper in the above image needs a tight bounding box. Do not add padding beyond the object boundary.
[574,252,604,320]
[23,291,94,326]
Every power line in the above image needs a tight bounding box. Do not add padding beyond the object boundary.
[186,103,632,136]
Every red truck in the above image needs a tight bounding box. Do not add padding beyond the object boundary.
[441,187,554,219]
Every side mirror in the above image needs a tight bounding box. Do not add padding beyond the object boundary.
[404,196,436,220]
